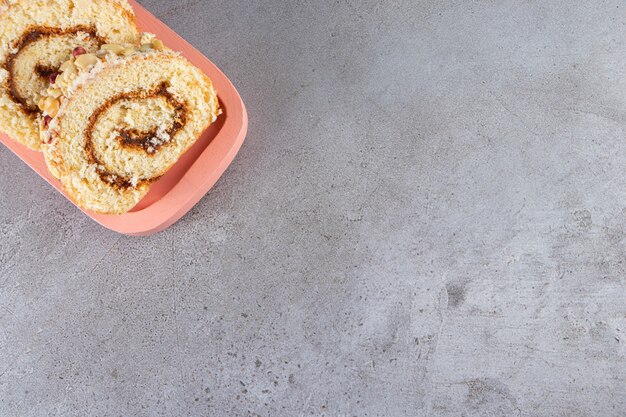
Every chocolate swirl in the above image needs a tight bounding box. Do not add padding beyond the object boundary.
[84,82,188,189]
[4,25,103,112]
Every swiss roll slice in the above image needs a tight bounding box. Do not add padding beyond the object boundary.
[0,0,140,150]
[41,41,220,214]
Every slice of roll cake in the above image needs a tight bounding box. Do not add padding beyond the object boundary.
[41,39,221,214]
[0,0,140,150]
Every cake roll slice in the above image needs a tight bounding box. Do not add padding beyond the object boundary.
[0,0,140,150]
[41,40,221,214]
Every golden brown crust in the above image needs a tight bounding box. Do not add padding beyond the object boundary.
[119,7,137,30]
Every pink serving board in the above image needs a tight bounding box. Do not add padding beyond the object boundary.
[0,0,248,236]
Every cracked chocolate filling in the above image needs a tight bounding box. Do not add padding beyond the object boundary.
[34,63,58,79]
[84,82,188,189]
[4,25,103,113]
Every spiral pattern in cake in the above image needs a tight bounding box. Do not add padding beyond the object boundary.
[0,0,139,150]
[42,49,220,214]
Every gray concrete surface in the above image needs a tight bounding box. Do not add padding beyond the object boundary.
[1,0,625,416]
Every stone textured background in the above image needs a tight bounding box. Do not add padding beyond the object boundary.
[1,1,625,416]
